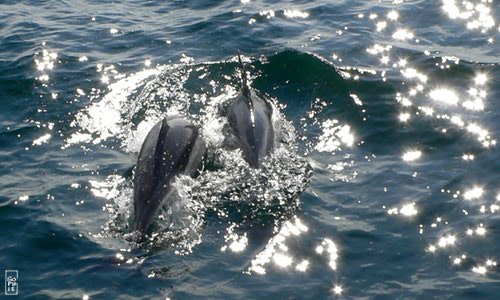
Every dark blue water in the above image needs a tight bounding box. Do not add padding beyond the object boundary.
[1,1,500,299]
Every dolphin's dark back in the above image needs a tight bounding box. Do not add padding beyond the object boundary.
[133,116,205,233]
[227,92,274,167]
[226,53,274,168]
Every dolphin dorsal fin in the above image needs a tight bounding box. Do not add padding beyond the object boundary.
[237,51,251,99]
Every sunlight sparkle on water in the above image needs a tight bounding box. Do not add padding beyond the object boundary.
[89,175,125,200]
[366,44,392,55]
[397,59,408,67]
[472,260,497,275]
[273,253,293,268]
[399,112,410,122]
[462,98,484,111]
[397,95,413,107]
[247,218,308,275]
[315,120,355,152]
[476,226,486,235]
[284,10,309,19]
[402,150,421,162]
[486,259,497,267]
[228,236,248,252]
[438,235,456,248]
[387,203,418,216]
[317,238,338,270]
[419,106,434,116]
[295,260,309,272]
[115,253,125,261]
[463,186,483,200]
[259,10,275,19]
[34,48,58,83]
[376,21,387,32]
[474,73,488,85]
[462,85,487,111]
[332,285,343,295]
[221,224,249,253]
[442,0,495,32]
[400,203,418,216]
[429,88,459,106]
[450,116,464,127]
[387,10,399,21]
[392,29,414,40]
[32,134,51,146]
[465,123,495,147]
[35,49,57,71]
[462,154,475,161]
[338,125,354,147]
[101,75,110,84]
[400,68,427,82]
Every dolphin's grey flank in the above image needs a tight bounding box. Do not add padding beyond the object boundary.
[226,53,274,168]
[133,116,205,234]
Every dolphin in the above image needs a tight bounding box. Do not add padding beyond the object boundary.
[226,53,274,168]
[133,116,205,234]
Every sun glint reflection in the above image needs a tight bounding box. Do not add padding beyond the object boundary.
[316,238,338,270]
[402,150,422,162]
[399,112,410,122]
[392,28,414,41]
[442,0,495,33]
[332,285,343,295]
[34,48,58,84]
[438,235,456,248]
[400,203,418,216]
[283,10,309,19]
[247,217,308,275]
[429,88,459,106]
[295,260,309,272]
[463,186,484,200]
[387,203,418,217]
[472,266,487,274]
[315,120,355,152]
[471,260,497,275]
[476,226,486,235]
[273,253,293,268]
[221,224,249,253]
[387,10,399,21]
[474,73,488,85]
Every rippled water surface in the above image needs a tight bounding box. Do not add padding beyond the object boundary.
[1,0,499,299]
